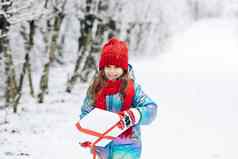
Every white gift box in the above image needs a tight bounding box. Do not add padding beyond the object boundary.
[75,108,129,147]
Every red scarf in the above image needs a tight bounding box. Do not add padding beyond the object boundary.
[95,79,134,138]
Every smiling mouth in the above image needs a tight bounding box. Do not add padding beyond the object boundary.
[109,75,116,78]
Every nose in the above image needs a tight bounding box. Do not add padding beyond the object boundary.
[108,67,116,72]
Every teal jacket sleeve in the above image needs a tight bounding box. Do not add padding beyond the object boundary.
[80,95,94,119]
[132,82,158,125]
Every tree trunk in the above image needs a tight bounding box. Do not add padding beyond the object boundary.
[66,33,92,92]
[15,20,35,109]
[49,14,61,63]
[66,0,104,92]
[37,62,49,103]
[37,8,65,103]
[1,0,18,113]
[3,42,18,112]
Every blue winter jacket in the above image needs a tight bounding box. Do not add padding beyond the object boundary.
[80,65,158,159]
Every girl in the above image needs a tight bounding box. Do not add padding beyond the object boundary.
[80,38,158,159]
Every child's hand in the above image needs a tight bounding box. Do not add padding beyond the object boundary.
[117,108,141,129]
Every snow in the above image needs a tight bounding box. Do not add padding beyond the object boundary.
[1,17,238,159]
[134,18,238,159]
[157,18,238,73]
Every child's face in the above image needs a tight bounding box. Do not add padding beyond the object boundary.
[104,65,124,80]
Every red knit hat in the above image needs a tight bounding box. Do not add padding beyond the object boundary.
[99,37,128,70]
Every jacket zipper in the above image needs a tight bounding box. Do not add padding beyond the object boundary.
[108,95,112,111]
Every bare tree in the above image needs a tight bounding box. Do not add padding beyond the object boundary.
[0,0,18,113]
[14,20,36,110]
[37,0,67,103]
[66,0,120,92]
[187,0,199,20]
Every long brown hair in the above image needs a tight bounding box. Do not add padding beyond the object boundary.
[88,69,129,106]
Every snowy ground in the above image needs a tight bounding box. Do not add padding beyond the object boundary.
[1,17,238,159]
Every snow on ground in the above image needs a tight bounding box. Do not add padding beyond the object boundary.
[0,65,91,159]
[1,17,238,159]
[134,17,238,159]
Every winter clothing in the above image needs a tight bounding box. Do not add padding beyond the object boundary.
[96,79,135,138]
[117,108,141,130]
[79,38,157,159]
[80,66,158,159]
[99,38,128,71]
[95,80,134,111]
